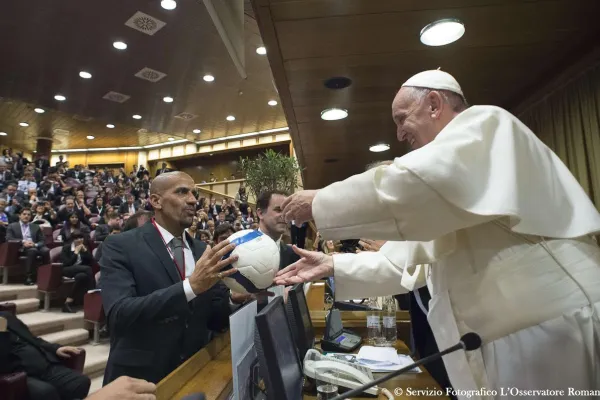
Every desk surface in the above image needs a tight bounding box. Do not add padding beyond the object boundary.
[160,337,448,400]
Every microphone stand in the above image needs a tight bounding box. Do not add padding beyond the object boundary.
[330,341,465,400]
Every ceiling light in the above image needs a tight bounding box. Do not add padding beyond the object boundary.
[34,108,45,114]
[268,100,278,106]
[193,129,201,134]
[203,74,215,82]
[113,41,128,50]
[163,96,174,103]
[420,18,465,46]
[106,124,115,128]
[0,132,7,136]
[79,71,92,79]
[132,115,142,120]
[168,137,175,141]
[86,135,95,140]
[321,108,348,121]
[19,122,29,127]
[161,0,177,10]
[226,115,235,121]
[256,46,267,55]
[369,144,390,153]
[54,94,66,101]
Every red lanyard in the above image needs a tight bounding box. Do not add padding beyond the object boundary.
[151,218,185,280]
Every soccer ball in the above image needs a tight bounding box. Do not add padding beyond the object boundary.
[221,229,280,294]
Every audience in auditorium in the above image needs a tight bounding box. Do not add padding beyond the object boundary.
[60,230,95,313]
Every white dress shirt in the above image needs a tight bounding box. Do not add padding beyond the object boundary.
[20,222,32,242]
[154,221,197,302]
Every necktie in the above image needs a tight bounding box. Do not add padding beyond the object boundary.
[168,237,185,279]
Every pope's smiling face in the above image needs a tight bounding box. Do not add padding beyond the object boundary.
[392,87,447,150]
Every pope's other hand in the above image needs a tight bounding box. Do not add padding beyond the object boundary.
[281,190,318,224]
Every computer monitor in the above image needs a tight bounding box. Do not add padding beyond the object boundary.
[254,296,303,400]
[285,283,315,361]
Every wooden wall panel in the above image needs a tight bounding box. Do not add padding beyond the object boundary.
[54,151,139,173]
[173,144,289,183]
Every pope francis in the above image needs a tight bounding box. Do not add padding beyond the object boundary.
[276,70,600,399]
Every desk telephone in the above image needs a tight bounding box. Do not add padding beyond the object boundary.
[303,350,394,399]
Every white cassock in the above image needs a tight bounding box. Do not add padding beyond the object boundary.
[313,105,600,399]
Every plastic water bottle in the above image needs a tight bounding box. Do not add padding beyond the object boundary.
[366,298,381,345]
[379,296,397,346]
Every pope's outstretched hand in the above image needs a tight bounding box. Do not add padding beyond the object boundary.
[274,245,334,285]
[281,190,318,224]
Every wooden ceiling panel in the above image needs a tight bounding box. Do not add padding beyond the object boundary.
[274,1,599,60]
[0,0,286,152]
[252,0,600,188]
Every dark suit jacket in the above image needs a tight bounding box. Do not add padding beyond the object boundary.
[110,196,126,207]
[99,221,231,384]
[60,244,94,267]
[118,202,139,215]
[6,222,45,248]
[94,224,111,242]
[279,242,300,270]
[0,311,61,375]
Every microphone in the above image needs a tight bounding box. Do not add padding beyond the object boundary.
[330,332,482,400]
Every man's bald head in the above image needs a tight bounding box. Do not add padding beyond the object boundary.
[150,171,192,195]
[149,171,197,233]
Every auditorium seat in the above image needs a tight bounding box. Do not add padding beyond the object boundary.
[37,247,73,311]
[84,290,105,344]
[0,242,21,284]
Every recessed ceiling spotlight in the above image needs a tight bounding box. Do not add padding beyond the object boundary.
[0,132,6,136]
[320,108,348,121]
[226,115,235,121]
[113,41,128,50]
[163,96,174,103]
[86,135,95,140]
[132,115,142,120]
[256,46,267,55]
[193,129,201,134]
[420,18,465,46]
[106,124,115,128]
[168,137,175,141]
[34,108,45,114]
[203,74,215,82]
[19,122,29,127]
[268,100,278,106]
[369,144,390,153]
[54,94,66,101]
[161,0,177,10]
[79,71,92,79]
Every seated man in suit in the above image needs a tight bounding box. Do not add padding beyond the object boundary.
[0,312,90,400]
[94,212,120,242]
[256,190,300,270]
[6,208,50,285]
[117,194,138,217]
[100,172,240,384]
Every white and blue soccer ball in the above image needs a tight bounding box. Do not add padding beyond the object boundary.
[221,229,280,294]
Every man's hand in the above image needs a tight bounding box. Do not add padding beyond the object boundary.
[56,346,82,358]
[189,239,239,295]
[85,376,156,400]
[0,316,7,332]
[274,246,334,285]
[281,190,318,224]
[22,240,35,248]
[359,239,387,252]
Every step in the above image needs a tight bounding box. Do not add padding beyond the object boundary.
[18,310,84,336]
[40,328,90,347]
[81,342,110,376]
[0,297,40,314]
[0,284,38,301]
[89,375,104,394]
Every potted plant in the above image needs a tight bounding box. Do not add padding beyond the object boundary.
[239,149,302,199]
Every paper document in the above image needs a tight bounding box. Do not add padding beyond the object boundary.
[356,346,421,373]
